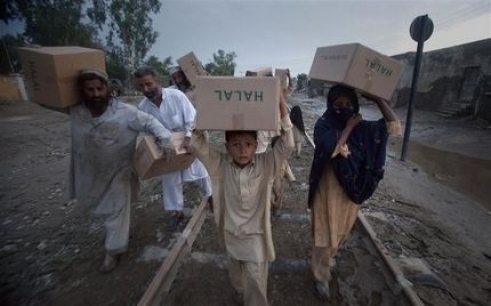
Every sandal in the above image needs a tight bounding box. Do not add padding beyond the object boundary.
[100,253,119,274]
[167,215,184,232]
[314,281,330,301]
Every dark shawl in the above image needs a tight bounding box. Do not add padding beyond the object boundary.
[307,109,389,207]
[290,105,305,133]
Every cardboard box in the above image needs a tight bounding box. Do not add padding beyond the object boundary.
[245,67,273,77]
[194,76,280,130]
[309,43,403,100]
[274,68,291,89]
[133,134,196,179]
[177,52,209,87]
[17,46,106,108]
[169,131,188,154]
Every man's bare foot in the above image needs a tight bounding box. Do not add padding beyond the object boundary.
[100,253,119,274]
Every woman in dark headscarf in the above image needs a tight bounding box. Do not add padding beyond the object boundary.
[308,84,401,300]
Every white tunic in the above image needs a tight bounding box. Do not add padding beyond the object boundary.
[167,85,196,107]
[138,88,209,181]
[69,99,171,214]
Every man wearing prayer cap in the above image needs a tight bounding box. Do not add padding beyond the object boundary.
[63,67,172,273]
[168,65,196,105]
[169,66,190,92]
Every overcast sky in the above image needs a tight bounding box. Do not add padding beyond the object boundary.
[1,0,489,77]
[151,0,490,76]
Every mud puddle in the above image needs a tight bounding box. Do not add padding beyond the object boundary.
[388,138,491,210]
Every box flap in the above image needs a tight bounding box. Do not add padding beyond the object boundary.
[177,52,209,86]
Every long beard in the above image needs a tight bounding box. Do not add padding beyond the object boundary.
[176,80,191,92]
[85,95,110,111]
[144,88,160,101]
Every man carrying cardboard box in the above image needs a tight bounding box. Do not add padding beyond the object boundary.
[66,68,172,273]
[134,66,213,232]
[169,65,191,92]
[168,65,196,105]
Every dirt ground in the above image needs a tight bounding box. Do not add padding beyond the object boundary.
[1,94,490,306]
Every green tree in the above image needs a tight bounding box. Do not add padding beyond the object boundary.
[297,73,308,82]
[296,73,308,90]
[1,0,34,22]
[106,47,126,81]
[145,55,173,76]
[205,49,237,76]
[89,0,161,71]
[0,34,26,74]
[1,0,101,48]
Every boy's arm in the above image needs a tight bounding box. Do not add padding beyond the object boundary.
[192,130,222,176]
[271,90,295,167]
[176,90,197,151]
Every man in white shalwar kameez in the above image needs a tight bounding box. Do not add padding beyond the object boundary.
[134,67,212,231]
[68,69,172,273]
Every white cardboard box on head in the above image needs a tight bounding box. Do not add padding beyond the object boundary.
[17,46,106,108]
[194,76,281,131]
[309,43,403,100]
[177,52,209,87]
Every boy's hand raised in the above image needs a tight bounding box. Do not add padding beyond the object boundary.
[279,88,288,118]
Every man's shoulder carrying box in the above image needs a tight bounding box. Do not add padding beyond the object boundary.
[17,46,106,108]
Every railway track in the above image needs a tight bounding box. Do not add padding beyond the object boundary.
[137,123,425,306]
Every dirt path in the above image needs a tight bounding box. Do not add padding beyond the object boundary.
[1,95,491,305]
[0,99,202,306]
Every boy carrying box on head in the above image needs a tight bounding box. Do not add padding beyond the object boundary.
[192,89,294,306]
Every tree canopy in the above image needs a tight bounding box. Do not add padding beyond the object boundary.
[204,49,237,76]
[0,0,101,74]
[89,0,161,71]
[0,34,25,74]
[144,56,173,77]
[1,0,161,81]
[297,73,308,82]
[1,1,241,90]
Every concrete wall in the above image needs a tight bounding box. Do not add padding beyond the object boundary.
[393,38,491,121]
